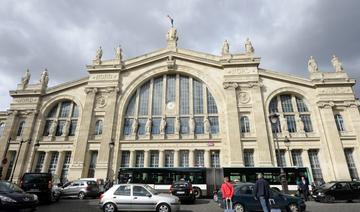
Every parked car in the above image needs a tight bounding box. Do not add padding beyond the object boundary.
[170,180,195,203]
[20,172,61,202]
[312,181,360,203]
[0,180,39,211]
[61,180,99,199]
[99,183,180,212]
[216,183,305,212]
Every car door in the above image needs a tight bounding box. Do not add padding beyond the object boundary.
[237,185,259,211]
[62,182,77,196]
[349,182,360,199]
[132,185,156,211]
[113,185,132,210]
[269,190,287,210]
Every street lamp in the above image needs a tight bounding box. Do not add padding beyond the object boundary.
[9,138,31,182]
[284,136,293,166]
[107,140,115,181]
[211,151,217,194]
[269,113,289,194]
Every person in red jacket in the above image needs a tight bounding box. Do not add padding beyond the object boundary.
[221,176,234,208]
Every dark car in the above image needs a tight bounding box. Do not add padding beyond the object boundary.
[20,172,61,202]
[61,180,99,199]
[170,180,195,203]
[312,181,360,203]
[0,180,38,211]
[216,183,305,212]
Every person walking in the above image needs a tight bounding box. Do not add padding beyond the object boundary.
[298,176,309,201]
[221,176,234,210]
[253,173,270,212]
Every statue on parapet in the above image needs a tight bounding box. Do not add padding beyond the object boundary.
[40,69,49,87]
[222,40,230,55]
[308,56,319,73]
[331,54,343,72]
[166,27,178,41]
[95,46,103,61]
[21,69,31,89]
[115,45,123,61]
[245,38,254,54]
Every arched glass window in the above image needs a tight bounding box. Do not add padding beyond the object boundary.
[17,121,25,137]
[0,122,5,137]
[94,120,103,135]
[43,101,79,137]
[240,116,250,133]
[269,94,313,133]
[123,74,219,138]
[334,114,345,132]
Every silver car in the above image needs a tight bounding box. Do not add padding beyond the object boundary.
[99,184,180,212]
[61,180,99,199]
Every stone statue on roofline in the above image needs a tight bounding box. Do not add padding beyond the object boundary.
[40,69,49,87]
[222,40,230,55]
[308,56,318,73]
[245,38,255,54]
[95,46,103,62]
[21,69,31,89]
[114,45,123,61]
[331,54,343,72]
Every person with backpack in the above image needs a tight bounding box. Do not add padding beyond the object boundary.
[253,173,270,212]
[221,176,234,211]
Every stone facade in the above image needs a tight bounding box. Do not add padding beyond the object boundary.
[0,27,360,184]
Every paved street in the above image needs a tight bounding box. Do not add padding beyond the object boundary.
[18,198,360,212]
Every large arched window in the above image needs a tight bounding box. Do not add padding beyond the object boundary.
[123,74,219,137]
[268,94,313,133]
[43,101,79,137]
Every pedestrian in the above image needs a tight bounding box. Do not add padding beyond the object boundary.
[221,176,234,210]
[253,173,270,212]
[298,176,309,201]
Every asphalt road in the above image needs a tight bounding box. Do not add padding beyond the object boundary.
[10,198,360,212]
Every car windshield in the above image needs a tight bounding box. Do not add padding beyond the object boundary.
[144,184,159,195]
[23,174,50,184]
[319,182,335,189]
[0,181,24,193]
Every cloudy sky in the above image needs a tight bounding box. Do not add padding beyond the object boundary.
[0,0,359,110]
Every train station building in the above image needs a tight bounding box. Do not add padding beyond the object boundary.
[0,27,359,184]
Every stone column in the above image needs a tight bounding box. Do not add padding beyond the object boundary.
[129,150,135,168]
[144,150,150,168]
[223,83,243,166]
[68,88,97,180]
[95,87,119,179]
[347,103,360,169]
[302,149,311,171]
[30,151,40,172]
[158,150,164,168]
[284,149,291,167]
[55,151,65,178]
[174,150,179,167]
[204,150,210,168]
[189,150,195,167]
[41,151,51,173]
[318,104,351,180]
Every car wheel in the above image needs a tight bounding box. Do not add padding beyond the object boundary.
[324,195,335,203]
[78,191,85,200]
[288,203,299,212]
[103,202,117,212]
[193,187,201,199]
[234,203,245,212]
[157,203,171,212]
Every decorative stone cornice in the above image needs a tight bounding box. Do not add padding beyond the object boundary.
[345,100,360,108]
[105,87,120,94]
[7,110,19,116]
[317,101,335,109]
[223,82,239,89]
[84,87,98,94]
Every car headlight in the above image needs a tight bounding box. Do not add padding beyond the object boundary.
[33,194,38,200]
[0,195,17,203]
[318,192,324,196]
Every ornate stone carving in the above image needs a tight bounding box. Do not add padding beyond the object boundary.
[49,120,57,137]
[223,82,238,89]
[331,54,343,72]
[94,46,103,64]
[62,120,70,136]
[296,116,305,133]
[280,116,288,132]
[84,87,98,94]
[160,118,166,134]
[317,87,352,94]
[174,117,180,135]
[7,110,19,116]
[90,73,119,81]
[166,27,178,41]
[105,87,120,94]
[222,40,230,55]
[189,117,195,135]
[245,38,254,54]
[95,95,107,108]
[317,101,335,108]
[308,56,318,73]
[204,117,210,134]
[20,69,31,90]
[114,45,123,61]
[145,118,152,135]
[13,97,38,104]
[167,55,176,71]
[237,92,251,104]
[225,68,257,75]
[39,69,49,87]
[132,118,138,136]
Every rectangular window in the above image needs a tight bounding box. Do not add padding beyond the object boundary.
[88,151,98,178]
[291,150,303,167]
[243,149,254,167]
[211,151,220,168]
[207,91,218,114]
[165,118,175,134]
[43,120,52,136]
[209,116,219,134]
[194,150,204,167]
[296,98,308,112]
[280,95,293,112]
[308,149,324,184]
[300,115,313,132]
[152,118,161,135]
[135,151,144,168]
[34,152,45,173]
[194,117,204,134]
[137,118,147,135]
[180,76,189,115]
[48,152,59,174]
[123,118,133,136]
[179,150,189,167]
[276,150,286,167]
[335,114,345,132]
[61,152,72,181]
[150,151,159,167]
[193,80,203,114]
[60,102,71,117]
[5,151,16,180]
[240,116,250,133]
[285,115,297,133]
[166,75,176,103]
[69,120,77,136]
[344,148,359,180]
[121,151,130,167]
[180,117,189,134]
[56,120,65,136]
[164,151,174,167]
[152,77,163,115]
[139,82,150,115]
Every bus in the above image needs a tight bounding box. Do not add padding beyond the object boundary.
[118,167,310,197]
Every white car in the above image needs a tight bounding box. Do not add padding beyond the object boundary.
[99,184,180,212]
